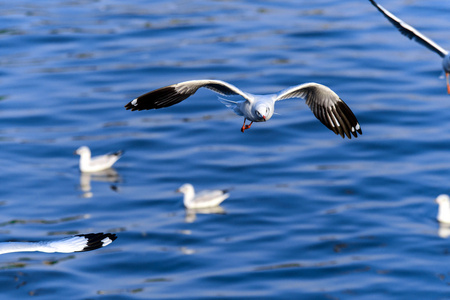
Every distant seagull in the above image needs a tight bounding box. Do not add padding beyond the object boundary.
[435,194,450,224]
[369,0,450,94]
[125,80,362,139]
[176,183,229,209]
[74,146,123,173]
[0,232,117,255]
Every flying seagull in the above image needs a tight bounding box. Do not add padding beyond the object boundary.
[74,146,123,173]
[0,232,117,255]
[125,80,362,139]
[176,183,229,209]
[369,0,450,94]
[435,194,450,224]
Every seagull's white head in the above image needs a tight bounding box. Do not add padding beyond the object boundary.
[436,194,450,205]
[254,104,271,122]
[74,146,91,156]
[176,183,194,195]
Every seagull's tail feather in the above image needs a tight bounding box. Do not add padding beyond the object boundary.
[218,95,245,116]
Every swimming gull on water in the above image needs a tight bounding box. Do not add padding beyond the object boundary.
[74,146,123,173]
[176,183,229,209]
[369,0,450,94]
[0,232,117,255]
[435,194,450,224]
[125,80,362,139]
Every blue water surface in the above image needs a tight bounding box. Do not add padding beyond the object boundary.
[1,0,450,298]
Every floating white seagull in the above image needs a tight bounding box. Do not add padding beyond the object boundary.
[0,232,117,255]
[125,80,362,139]
[369,0,450,94]
[435,194,450,224]
[74,146,123,173]
[176,183,229,209]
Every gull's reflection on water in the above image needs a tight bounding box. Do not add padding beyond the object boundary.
[438,224,450,239]
[184,206,226,223]
[79,168,122,198]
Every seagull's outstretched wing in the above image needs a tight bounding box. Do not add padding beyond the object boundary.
[125,80,252,111]
[275,83,362,139]
[0,232,117,255]
[369,0,448,58]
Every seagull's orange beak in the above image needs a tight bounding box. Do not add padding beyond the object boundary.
[263,116,266,121]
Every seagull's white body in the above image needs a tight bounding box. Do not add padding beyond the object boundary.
[369,0,450,94]
[177,183,229,209]
[0,232,117,255]
[435,194,450,224]
[125,80,362,139]
[74,146,123,173]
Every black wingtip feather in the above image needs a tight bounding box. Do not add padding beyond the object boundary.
[113,150,124,157]
[338,99,362,138]
[124,102,134,110]
[369,0,386,16]
[125,86,192,111]
[76,233,117,252]
[337,100,362,138]
[333,105,352,139]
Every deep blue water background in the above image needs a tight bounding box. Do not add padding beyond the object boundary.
[1,0,450,298]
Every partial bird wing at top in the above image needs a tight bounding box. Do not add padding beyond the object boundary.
[369,0,448,58]
[0,233,117,255]
[275,83,362,139]
[125,80,253,111]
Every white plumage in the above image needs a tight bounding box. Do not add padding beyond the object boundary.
[74,146,123,172]
[0,232,117,255]
[435,194,450,224]
[177,183,229,209]
[125,79,362,139]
